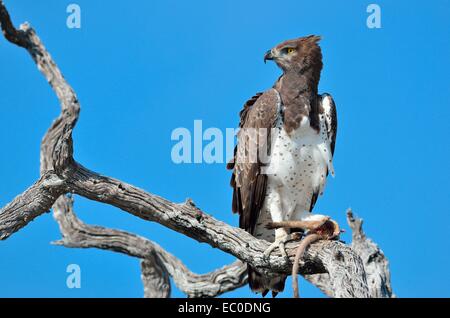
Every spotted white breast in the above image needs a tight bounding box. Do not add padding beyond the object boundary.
[253,94,335,242]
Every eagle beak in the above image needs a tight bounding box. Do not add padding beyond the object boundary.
[264,50,274,63]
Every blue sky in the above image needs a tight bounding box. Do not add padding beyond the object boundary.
[0,0,449,297]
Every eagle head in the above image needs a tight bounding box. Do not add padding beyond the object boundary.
[264,35,323,74]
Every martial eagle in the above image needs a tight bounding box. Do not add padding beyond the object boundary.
[228,35,338,297]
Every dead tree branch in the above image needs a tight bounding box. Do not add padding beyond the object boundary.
[52,195,247,298]
[0,1,393,298]
[347,210,394,298]
[0,171,65,239]
[141,258,171,298]
[0,0,78,240]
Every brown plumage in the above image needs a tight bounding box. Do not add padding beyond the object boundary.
[272,35,323,134]
[228,35,337,296]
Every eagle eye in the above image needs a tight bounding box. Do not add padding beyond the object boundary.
[287,48,295,54]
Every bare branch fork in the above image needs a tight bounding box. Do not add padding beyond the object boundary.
[0,1,393,298]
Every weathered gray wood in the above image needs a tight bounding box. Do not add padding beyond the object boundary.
[0,0,78,240]
[0,0,393,298]
[141,258,171,298]
[52,195,247,298]
[347,210,394,298]
[0,172,65,240]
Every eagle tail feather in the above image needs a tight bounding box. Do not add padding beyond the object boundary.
[247,265,286,297]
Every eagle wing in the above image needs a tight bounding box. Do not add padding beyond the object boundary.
[309,93,338,212]
[228,89,280,233]
[321,93,338,157]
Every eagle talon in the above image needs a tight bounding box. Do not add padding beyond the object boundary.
[263,233,300,261]
[263,238,287,262]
